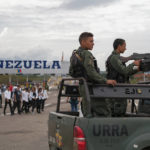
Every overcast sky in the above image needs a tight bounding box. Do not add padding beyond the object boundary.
[0,0,150,70]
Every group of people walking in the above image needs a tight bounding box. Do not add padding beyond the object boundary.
[1,84,48,116]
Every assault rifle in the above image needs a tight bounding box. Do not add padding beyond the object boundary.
[120,53,150,72]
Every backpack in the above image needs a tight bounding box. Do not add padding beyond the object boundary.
[69,50,85,78]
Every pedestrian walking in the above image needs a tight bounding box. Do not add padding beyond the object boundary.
[37,88,43,113]
[3,86,13,115]
[13,85,22,114]
[41,87,48,111]
[21,88,29,113]
[0,85,2,108]
[32,87,37,113]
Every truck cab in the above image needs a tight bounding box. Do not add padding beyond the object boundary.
[48,78,150,150]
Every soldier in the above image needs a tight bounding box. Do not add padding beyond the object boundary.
[69,32,116,117]
[106,38,140,116]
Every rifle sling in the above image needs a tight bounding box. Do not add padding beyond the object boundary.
[75,52,82,62]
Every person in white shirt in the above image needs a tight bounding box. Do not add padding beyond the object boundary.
[32,87,37,113]
[28,88,33,112]
[3,86,13,115]
[41,87,48,111]
[37,87,43,113]
[21,88,29,113]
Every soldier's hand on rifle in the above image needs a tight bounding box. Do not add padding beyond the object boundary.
[106,80,117,86]
[133,60,141,66]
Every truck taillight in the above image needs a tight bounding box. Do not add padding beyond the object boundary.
[73,126,87,150]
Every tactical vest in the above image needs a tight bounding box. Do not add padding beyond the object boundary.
[69,49,100,80]
[106,54,128,83]
[69,49,86,78]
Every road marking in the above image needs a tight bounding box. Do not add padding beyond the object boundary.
[45,103,52,107]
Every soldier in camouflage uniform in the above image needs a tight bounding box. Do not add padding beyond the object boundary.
[106,38,140,116]
[70,32,116,117]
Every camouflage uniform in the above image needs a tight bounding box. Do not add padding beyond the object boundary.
[72,47,111,117]
[106,50,138,116]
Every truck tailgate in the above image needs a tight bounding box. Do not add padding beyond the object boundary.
[48,112,77,150]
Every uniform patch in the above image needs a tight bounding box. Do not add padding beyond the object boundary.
[89,56,94,66]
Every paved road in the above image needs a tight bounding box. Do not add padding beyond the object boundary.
[0,90,63,150]
[0,89,139,150]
